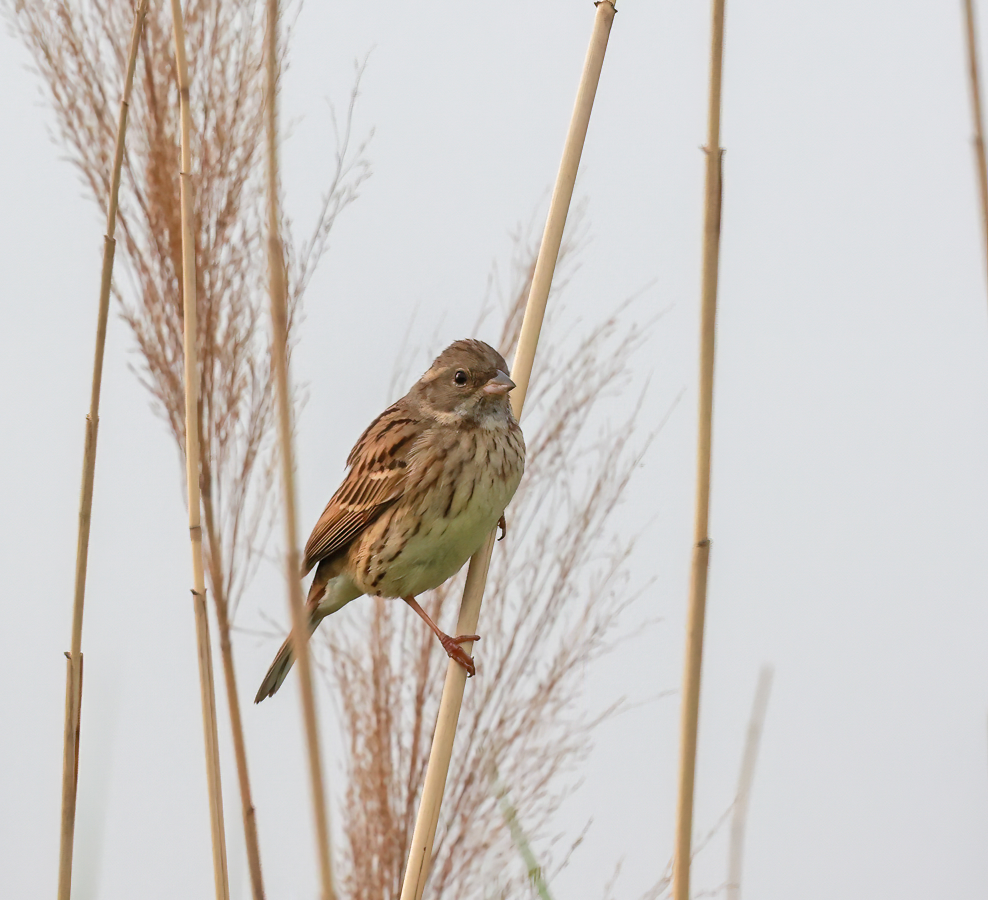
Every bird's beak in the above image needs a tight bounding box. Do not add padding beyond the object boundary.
[483,370,516,395]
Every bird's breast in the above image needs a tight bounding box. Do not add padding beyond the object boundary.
[356,421,524,598]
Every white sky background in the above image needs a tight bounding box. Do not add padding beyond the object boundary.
[2,0,988,897]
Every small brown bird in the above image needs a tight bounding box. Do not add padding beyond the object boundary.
[255,339,525,702]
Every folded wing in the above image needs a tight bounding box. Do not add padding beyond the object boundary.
[301,404,423,575]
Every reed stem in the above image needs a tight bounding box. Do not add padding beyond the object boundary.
[201,491,266,900]
[56,3,149,897]
[169,2,231,897]
[726,666,773,900]
[398,4,617,897]
[672,0,727,898]
[265,1,336,897]
[964,0,988,291]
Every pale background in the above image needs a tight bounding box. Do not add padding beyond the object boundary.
[2,0,988,898]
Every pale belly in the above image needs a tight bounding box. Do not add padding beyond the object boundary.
[350,426,523,599]
[389,482,507,595]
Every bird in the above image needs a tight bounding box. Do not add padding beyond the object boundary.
[255,338,525,702]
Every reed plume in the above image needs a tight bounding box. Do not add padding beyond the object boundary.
[6,3,370,895]
[5,0,370,621]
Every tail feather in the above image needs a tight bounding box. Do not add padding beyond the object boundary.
[256,567,361,703]
[254,616,320,703]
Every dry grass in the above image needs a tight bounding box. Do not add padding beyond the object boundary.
[311,218,654,900]
[5,0,370,620]
[6,2,370,896]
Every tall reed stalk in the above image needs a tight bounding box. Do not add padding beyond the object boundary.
[169,3,230,898]
[964,0,988,289]
[201,494,266,900]
[726,666,773,900]
[398,4,617,897]
[265,2,336,898]
[673,1,727,898]
[55,4,149,898]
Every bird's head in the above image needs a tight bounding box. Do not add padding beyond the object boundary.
[414,339,516,425]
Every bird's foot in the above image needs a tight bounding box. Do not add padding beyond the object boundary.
[439,632,480,677]
[497,514,507,541]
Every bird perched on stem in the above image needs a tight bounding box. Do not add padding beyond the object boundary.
[255,339,525,702]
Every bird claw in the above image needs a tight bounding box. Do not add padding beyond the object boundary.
[497,514,507,541]
[440,633,480,677]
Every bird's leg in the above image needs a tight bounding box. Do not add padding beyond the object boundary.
[497,513,507,541]
[403,595,480,677]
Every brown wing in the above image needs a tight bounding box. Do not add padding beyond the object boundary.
[300,403,423,575]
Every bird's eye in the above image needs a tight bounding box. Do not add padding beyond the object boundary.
[453,369,468,386]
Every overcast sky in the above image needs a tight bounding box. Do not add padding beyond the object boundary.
[3,0,988,898]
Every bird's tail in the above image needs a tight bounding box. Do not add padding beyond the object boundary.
[254,613,321,703]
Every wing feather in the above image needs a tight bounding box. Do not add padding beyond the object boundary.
[301,405,421,575]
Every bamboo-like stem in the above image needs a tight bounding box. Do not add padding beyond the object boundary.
[201,491,266,900]
[169,3,231,899]
[56,3,149,897]
[398,4,616,898]
[964,0,988,290]
[725,666,773,900]
[672,0,727,898]
[264,2,336,898]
